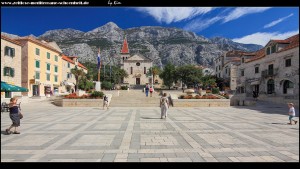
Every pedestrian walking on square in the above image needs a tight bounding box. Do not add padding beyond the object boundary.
[103,95,109,110]
[287,103,297,125]
[149,86,153,97]
[6,97,21,134]
[160,93,169,119]
[145,84,149,97]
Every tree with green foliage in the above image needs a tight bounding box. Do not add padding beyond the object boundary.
[159,63,176,89]
[71,66,86,91]
[78,76,94,91]
[201,75,216,89]
[175,65,203,88]
[101,81,113,90]
[148,66,161,84]
[113,68,129,84]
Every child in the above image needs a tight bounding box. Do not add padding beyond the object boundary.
[287,103,297,125]
[103,95,109,110]
[149,87,153,97]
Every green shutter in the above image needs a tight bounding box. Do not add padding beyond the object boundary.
[11,48,15,57]
[36,60,40,68]
[47,52,50,59]
[3,67,7,76]
[10,68,15,77]
[5,46,9,55]
[47,64,50,71]
[35,72,40,79]
[55,66,58,72]
[55,55,58,61]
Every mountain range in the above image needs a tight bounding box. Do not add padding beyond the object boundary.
[2,22,263,68]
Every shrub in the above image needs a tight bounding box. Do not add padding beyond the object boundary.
[121,85,128,90]
[212,88,220,94]
[179,95,185,99]
[206,90,211,93]
[90,91,104,98]
[101,81,112,90]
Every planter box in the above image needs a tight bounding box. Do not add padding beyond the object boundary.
[172,99,230,107]
[54,99,103,107]
[54,94,112,107]
[170,94,230,107]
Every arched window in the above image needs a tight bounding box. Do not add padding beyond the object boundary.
[267,79,275,94]
[283,80,294,94]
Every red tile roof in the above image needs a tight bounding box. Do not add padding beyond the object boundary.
[121,37,129,54]
[1,35,22,46]
[62,55,87,70]
[14,36,61,54]
[246,34,299,63]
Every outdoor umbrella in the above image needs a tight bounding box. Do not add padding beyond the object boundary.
[1,81,29,92]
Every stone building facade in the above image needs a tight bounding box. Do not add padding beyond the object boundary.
[236,34,299,106]
[1,35,22,98]
[213,51,248,91]
[15,36,63,97]
[61,55,88,93]
[119,37,154,86]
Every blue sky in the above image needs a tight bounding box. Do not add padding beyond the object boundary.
[1,7,299,46]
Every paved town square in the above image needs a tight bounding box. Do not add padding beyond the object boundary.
[1,99,298,162]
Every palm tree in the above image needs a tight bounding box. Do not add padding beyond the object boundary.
[71,66,86,91]
[148,66,161,84]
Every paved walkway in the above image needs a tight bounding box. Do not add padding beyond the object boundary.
[1,100,299,162]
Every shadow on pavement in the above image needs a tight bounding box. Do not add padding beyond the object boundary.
[231,100,299,117]
[141,117,162,119]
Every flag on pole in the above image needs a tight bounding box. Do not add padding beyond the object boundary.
[97,48,101,69]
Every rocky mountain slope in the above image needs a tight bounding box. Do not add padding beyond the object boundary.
[2,22,263,68]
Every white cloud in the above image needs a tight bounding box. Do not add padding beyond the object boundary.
[184,16,222,32]
[135,7,214,24]
[183,7,272,33]
[264,13,294,29]
[232,30,299,46]
[223,7,271,23]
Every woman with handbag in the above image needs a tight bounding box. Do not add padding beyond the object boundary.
[160,93,169,119]
[6,97,22,134]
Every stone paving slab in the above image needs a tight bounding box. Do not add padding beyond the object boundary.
[1,100,299,162]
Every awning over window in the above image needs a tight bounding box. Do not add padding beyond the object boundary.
[64,82,75,86]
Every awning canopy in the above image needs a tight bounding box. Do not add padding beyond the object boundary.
[64,81,75,86]
[1,81,29,92]
[250,81,260,85]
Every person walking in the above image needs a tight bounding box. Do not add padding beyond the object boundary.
[6,97,22,134]
[287,103,297,125]
[160,93,169,119]
[149,86,153,97]
[103,95,109,110]
[145,84,149,97]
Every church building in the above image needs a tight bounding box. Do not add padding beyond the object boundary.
[119,36,153,86]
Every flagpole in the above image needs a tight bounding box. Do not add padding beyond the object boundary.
[98,47,101,82]
[96,47,101,91]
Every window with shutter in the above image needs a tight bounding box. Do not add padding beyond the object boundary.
[10,68,15,77]
[5,46,9,55]
[3,67,8,76]
[36,60,40,68]
[11,48,15,57]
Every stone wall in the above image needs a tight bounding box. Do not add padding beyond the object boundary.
[54,94,112,107]
[170,94,230,107]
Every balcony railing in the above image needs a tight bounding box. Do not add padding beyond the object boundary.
[261,68,279,78]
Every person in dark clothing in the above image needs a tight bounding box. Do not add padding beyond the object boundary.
[6,97,21,134]
[253,91,258,101]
